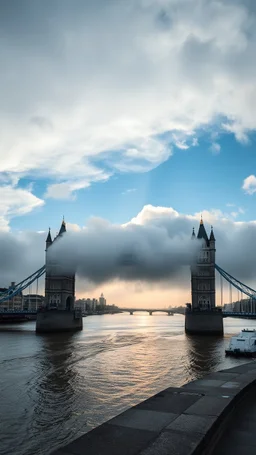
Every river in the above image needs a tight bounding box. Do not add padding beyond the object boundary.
[0,314,255,455]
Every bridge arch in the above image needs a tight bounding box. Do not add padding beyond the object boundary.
[66,296,73,311]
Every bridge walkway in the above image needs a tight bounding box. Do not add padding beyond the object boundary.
[211,386,256,455]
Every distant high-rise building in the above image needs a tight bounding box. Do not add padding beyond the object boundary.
[23,294,45,311]
[2,282,23,310]
[99,293,106,307]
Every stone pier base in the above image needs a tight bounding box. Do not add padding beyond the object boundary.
[185,310,223,335]
[36,309,83,333]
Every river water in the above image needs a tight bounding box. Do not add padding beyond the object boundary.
[1,314,255,455]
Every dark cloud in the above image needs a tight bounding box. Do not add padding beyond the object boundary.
[1,208,256,294]
[0,231,45,287]
[47,221,199,285]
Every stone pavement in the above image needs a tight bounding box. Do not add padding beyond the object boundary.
[52,361,256,455]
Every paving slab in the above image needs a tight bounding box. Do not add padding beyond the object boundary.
[56,423,158,455]
[182,385,241,397]
[138,430,204,455]
[221,363,254,374]
[205,372,240,381]
[166,414,216,435]
[154,387,182,395]
[137,391,201,414]
[107,408,178,432]
[183,378,226,388]
[184,395,232,416]
[221,381,242,389]
[233,372,256,385]
[164,386,203,397]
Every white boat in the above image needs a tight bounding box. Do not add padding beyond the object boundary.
[226,329,256,357]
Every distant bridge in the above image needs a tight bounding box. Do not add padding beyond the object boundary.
[119,308,173,315]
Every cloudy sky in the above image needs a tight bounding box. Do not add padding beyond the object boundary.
[1,0,256,306]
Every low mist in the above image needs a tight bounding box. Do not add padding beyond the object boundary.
[48,221,199,285]
[1,211,256,291]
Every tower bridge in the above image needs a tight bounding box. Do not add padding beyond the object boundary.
[1,218,256,333]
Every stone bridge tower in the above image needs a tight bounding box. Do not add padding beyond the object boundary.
[36,219,82,333]
[44,219,75,311]
[185,218,223,335]
[191,218,216,310]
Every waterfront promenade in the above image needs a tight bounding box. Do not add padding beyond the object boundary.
[52,361,256,455]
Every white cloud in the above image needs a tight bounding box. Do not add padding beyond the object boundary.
[45,181,90,200]
[172,131,199,150]
[242,175,256,195]
[222,122,250,144]
[0,183,44,231]
[210,142,221,154]
[0,0,256,195]
[125,204,179,225]
[66,222,81,232]
[44,164,111,199]
[122,188,137,195]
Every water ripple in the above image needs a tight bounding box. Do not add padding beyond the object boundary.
[0,314,253,455]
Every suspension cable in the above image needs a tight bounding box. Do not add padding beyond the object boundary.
[220,274,223,307]
[215,264,256,300]
[0,265,46,304]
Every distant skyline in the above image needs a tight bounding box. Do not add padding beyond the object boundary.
[1,1,256,307]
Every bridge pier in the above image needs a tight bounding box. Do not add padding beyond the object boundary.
[149,311,152,315]
[36,309,82,333]
[185,309,223,335]
[130,311,133,315]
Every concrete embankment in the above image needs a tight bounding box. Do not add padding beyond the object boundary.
[52,362,256,455]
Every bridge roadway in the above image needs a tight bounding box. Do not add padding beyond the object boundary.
[52,362,256,455]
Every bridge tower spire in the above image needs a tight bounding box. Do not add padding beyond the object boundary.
[46,228,52,250]
[58,217,66,236]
